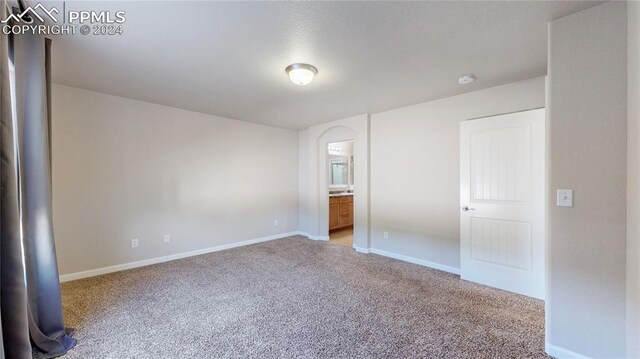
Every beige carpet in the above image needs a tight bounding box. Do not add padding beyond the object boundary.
[60,236,548,358]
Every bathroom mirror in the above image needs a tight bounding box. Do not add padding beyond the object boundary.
[330,158,349,186]
[328,140,354,188]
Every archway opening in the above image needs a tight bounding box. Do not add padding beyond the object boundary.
[327,140,354,247]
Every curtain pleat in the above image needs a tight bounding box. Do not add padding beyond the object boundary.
[1,5,76,359]
[15,32,75,358]
[0,3,33,358]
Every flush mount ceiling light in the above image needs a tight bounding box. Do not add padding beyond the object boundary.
[285,63,318,86]
[458,74,476,85]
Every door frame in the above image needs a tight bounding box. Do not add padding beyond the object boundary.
[326,140,355,238]
[305,116,370,252]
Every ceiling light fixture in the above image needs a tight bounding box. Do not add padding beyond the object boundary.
[285,63,318,86]
[458,74,476,85]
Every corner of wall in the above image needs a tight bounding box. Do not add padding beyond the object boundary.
[627,1,640,357]
[298,129,310,235]
[547,2,628,357]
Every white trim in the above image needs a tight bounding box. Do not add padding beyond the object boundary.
[354,246,370,254]
[297,231,329,241]
[59,231,300,283]
[369,248,461,275]
[545,342,592,359]
[310,235,330,241]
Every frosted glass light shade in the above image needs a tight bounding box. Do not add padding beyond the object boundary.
[285,63,318,85]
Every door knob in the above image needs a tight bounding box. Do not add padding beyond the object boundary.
[461,206,475,212]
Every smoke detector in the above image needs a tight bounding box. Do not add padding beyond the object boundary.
[458,74,476,85]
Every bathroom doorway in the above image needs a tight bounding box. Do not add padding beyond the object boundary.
[327,140,354,247]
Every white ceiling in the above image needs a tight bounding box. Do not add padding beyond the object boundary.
[46,1,602,130]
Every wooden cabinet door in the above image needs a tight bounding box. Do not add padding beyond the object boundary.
[329,203,340,230]
[338,201,353,227]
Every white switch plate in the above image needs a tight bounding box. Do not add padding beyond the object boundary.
[557,189,573,207]
[273,219,279,226]
[131,238,139,248]
[383,231,389,240]
[163,234,170,243]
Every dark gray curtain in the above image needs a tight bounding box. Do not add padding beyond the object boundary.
[1,4,76,359]
[0,4,32,358]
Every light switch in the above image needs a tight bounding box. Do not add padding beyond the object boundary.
[557,189,573,207]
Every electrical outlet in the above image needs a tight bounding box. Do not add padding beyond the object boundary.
[131,238,139,248]
[383,231,389,240]
[273,219,279,226]
[163,234,170,243]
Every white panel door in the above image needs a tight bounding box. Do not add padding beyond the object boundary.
[460,109,545,299]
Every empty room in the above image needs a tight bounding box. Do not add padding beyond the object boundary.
[1,0,638,358]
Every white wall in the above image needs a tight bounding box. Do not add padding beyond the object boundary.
[628,1,640,357]
[368,77,545,270]
[298,130,310,237]
[52,85,299,276]
[327,141,353,157]
[547,2,627,357]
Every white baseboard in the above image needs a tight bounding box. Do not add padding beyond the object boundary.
[369,248,460,275]
[59,233,459,282]
[311,235,330,241]
[59,231,300,283]
[297,231,329,241]
[545,342,591,359]
[354,246,370,254]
